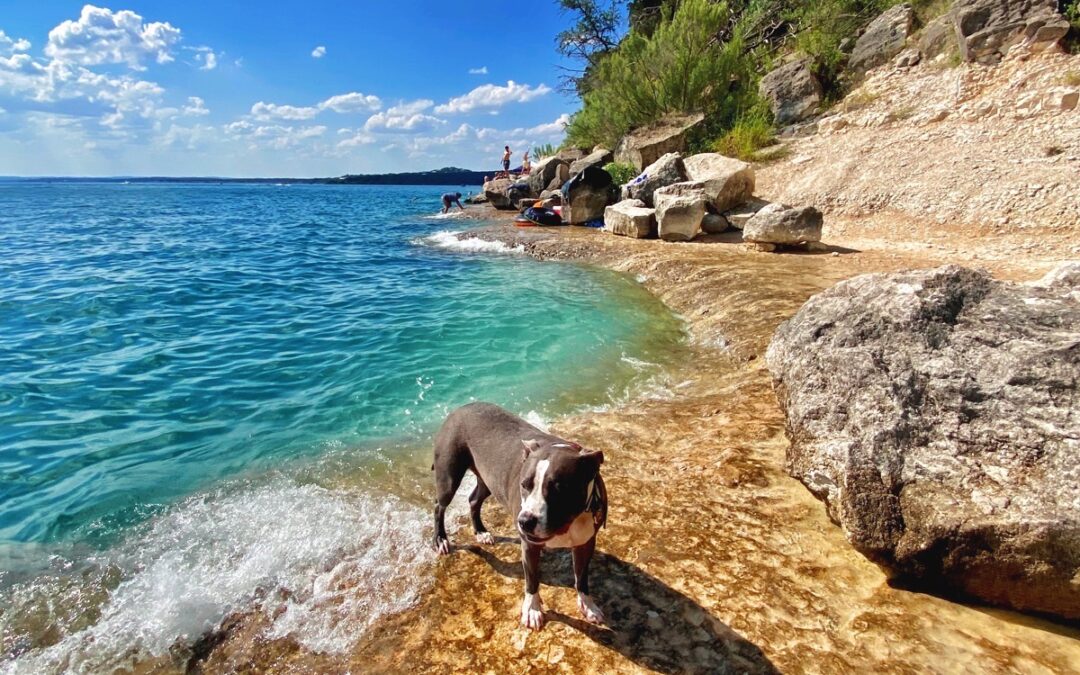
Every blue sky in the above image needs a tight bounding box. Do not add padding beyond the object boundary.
[0,2,608,176]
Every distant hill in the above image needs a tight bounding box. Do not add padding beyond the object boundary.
[330,167,487,186]
[3,167,488,186]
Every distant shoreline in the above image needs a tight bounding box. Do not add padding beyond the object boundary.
[0,168,489,187]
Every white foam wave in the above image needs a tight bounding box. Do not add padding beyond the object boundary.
[423,211,468,220]
[523,410,550,432]
[5,481,432,673]
[420,230,524,255]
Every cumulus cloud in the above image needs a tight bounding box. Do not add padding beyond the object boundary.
[251,101,320,120]
[0,30,31,53]
[311,45,326,58]
[319,92,382,113]
[468,66,487,75]
[44,5,182,70]
[337,131,376,148]
[183,96,209,116]
[362,99,443,132]
[433,81,551,115]
[197,51,217,70]
[524,113,570,137]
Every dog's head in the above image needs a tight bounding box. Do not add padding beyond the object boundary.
[517,439,604,544]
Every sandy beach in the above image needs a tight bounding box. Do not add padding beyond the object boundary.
[191,211,1080,674]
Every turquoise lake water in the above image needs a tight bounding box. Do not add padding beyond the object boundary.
[0,182,685,669]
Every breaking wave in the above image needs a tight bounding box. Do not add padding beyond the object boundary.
[419,230,524,255]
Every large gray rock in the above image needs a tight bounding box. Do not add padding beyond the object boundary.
[528,157,569,197]
[615,113,705,171]
[482,178,515,210]
[953,0,1067,64]
[604,199,656,238]
[565,165,614,225]
[850,3,915,74]
[624,152,687,207]
[918,13,958,60]
[766,264,1080,619]
[742,203,823,245]
[546,162,570,192]
[759,59,823,126]
[682,153,756,213]
[723,197,771,230]
[654,181,707,242]
[569,147,614,176]
[701,213,729,234]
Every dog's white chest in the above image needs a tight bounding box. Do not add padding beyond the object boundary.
[543,512,596,549]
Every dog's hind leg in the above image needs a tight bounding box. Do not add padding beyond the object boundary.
[433,444,470,556]
[469,475,495,544]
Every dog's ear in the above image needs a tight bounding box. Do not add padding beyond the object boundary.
[521,439,540,458]
[579,448,604,468]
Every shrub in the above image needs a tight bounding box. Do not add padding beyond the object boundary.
[712,108,776,161]
[603,161,639,186]
[565,0,759,149]
[532,143,557,160]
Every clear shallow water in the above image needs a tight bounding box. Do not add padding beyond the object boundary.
[0,182,685,669]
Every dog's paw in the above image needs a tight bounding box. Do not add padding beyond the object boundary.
[577,593,605,625]
[434,537,451,556]
[475,531,496,545]
[520,593,545,631]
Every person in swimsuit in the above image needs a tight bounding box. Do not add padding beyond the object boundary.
[441,192,464,213]
[521,150,531,175]
[502,146,512,177]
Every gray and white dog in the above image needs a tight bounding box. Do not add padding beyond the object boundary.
[432,402,608,630]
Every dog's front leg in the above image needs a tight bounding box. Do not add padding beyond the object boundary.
[520,541,545,630]
[573,536,605,625]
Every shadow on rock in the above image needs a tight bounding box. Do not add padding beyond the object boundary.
[465,546,779,675]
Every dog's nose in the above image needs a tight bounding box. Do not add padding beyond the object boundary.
[518,513,538,533]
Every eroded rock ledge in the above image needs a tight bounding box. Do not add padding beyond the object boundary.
[767,263,1080,618]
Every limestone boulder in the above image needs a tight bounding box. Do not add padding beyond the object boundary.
[624,152,687,207]
[742,203,822,245]
[723,197,771,230]
[654,182,707,242]
[569,147,614,176]
[759,59,823,126]
[766,264,1080,619]
[564,165,615,225]
[850,3,915,74]
[546,162,571,192]
[482,178,515,210]
[682,153,755,214]
[953,0,1066,64]
[918,13,958,60]
[615,113,705,171]
[555,147,586,163]
[604,199,656,239]
[528,158,569,197]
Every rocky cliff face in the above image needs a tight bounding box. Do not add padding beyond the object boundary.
[767,263,1080,618]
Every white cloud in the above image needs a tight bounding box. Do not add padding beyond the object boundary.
[319,92,382,113]
[524,113,570,137]
[44,5,182,70]
[433,81,551,115]
[337,131,375,148]
[159,123,215,150]
[0,30,31,53]
[183,96,209,116]
[311,45,326,58]
[251,124,326,149]
[251,101,320,120]
[468,66,487,75]
[197,51,217,70]
[364,111,444,133]
[362,99,443,132]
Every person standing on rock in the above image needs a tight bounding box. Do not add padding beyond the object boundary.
[521,150,531,175]
[501,145,512,178]
[441,192,464,213]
